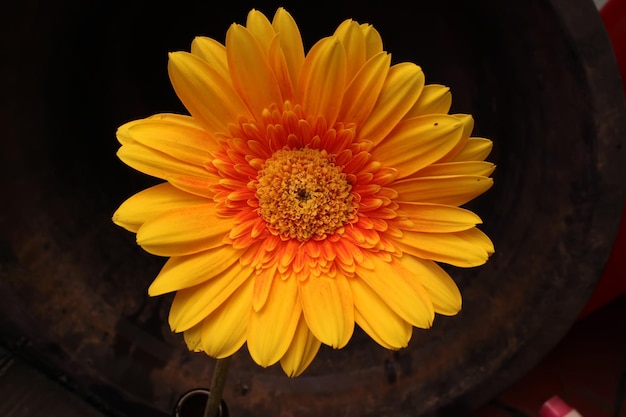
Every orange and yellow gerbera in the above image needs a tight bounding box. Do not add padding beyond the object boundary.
[113,8,494,377]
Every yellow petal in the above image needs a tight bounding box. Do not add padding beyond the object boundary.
[349,277,412,349]
[122,115,218,164]
[183,322,203,352]
[393,175,493,206]
[267,35,295,99]
[168,260,253,331]
[272,8,305,88]
[456,113,475,137]
[460,226,495,254]
[113,183,207,233]
[167,175,218,199]
[226,24,282,116]
[405,84,452,118]
[137,203,233,256]
[372,115,464,178]
[337,52,391,126]
[438,114,475,162]
[190,37,230,81]
[360,23,384,59]
[245,9,275,53]
[116,122,135,146]
[334,19,366,80]
[247,273,301,367]
[117,113,201,145]
[396,256,461,316]
[297,36,347,126]
[398,202,482,233]
[252,264,275,312]
[168,51,251,135]
[148,245,243,295]
[199,277,253,358]
[356,256,434,328]
[397,227,494,268]
[117,143,209,182]
[298,272,354,348]
[416,161,496,177]
[279,315,321,377]
[452,137,494,161]
[359,62,425,146]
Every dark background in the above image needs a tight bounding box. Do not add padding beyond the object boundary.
[1,0,625,416]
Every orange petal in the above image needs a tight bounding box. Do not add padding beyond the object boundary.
[397,202,482,233]
[438,114,475,162]
[117,113,205,143]
[297,36,347,126]
[452,137,494,162]
[298,271,354,348]
[117,142,209,182]
[113,183,207,233]
[148,245,243,295]
[168,174,218,199]
[272,8,305,89]
[115,118,138,146]
[334,19,366,80]
[397,227,494,267]
[405,84,452,118]
[356,256,434,328]
[247,274,301,366]
[268,35,295,99]
[459,226,495,255]
[198,277,253,358]
[349,277,412,349]
[190,37,230,81]
[372,114,464,178]
[226,24,283,116]
[360,23,384,59]
[168,51,251,135]
[279,315,321,377]
[183,321,203,352]
[122,115,219,163]
[393,175,493,206]
[137,203,233,256]
[396,255,461,315]
[415,161,496,177]
[168,260,253,331]
[245,9,275,53]
[358,62,425,146]
[252,264,276,312]
[337,52,391,126]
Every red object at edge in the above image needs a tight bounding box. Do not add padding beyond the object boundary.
[539,396,576,417]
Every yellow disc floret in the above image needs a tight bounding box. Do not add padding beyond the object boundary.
[256,148,355,241]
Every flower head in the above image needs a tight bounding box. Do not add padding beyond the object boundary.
[113,8,494,377]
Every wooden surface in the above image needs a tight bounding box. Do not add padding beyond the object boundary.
[471,294,626,417]
[1,0,625,416]
[0,346,107,417]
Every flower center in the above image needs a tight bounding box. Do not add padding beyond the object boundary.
[255,148,355,242]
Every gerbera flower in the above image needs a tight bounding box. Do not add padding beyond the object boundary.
[113,8,494,377]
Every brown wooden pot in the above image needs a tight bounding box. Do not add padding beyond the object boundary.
[1,0,624,416]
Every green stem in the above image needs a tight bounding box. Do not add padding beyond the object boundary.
[204,356,232,417]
